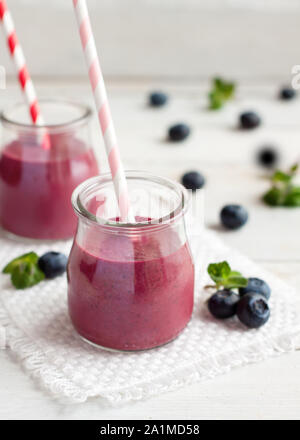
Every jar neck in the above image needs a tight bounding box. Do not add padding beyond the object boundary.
[72,171,190,236]
[0,99,92,134]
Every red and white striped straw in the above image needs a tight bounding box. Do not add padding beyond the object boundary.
[73,0,133,223]
[0,0,50,149]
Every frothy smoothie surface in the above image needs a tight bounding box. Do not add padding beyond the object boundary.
[0,135,99,239]
[68,226,195,351]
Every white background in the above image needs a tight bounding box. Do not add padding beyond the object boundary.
[0,0,299,79]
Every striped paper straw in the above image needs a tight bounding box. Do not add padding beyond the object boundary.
[73,0,133,223]
[0,0,50,149]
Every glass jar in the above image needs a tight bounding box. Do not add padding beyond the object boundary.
[0,99,99,240]
[68,171,195,351]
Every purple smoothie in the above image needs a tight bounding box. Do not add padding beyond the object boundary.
[0,134,99,239]
[68,221,194,351]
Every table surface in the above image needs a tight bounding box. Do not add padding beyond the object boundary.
[0,80,300,420]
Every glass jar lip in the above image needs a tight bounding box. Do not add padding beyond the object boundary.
[72,170,190,233]
[0,98,92,132]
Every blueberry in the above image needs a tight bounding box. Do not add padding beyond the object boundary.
[220,204,248,230]
[279,87,296,100]
[208,289,240,319]
[168,123,190,142]
[149,91,168,107]
[240,111,261,130]
[236,293,270,328]
[38,251,68,279]
[239,277,271,300]
[181,171,205,191]
[257,147,279,169]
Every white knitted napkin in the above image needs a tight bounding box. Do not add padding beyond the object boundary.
[0,229,300,404]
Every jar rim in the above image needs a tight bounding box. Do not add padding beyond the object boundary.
[72,171,190,233]
[0,98,92,132]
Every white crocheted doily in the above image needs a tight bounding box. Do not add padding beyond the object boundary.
[0,229,300,404]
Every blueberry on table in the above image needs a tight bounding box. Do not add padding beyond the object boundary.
[239,277,271,300]
[168,123,190,142]
[38,252,68,279]
[236,293,270,328]
[208,289,240,319]
[220,205,248,230]
[149,91,168,107]
[257,147,278,169]
[239,111,261,130]
[181,171,205,191]
[279,87,296,100]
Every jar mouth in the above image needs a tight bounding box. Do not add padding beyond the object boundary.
[0,98,92,132]
[72,171,190,232]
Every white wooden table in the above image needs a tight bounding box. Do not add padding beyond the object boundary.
[0,80,300,420]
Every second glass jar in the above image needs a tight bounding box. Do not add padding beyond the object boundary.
[0,99,99,240]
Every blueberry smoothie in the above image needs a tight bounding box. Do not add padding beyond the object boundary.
[68,223,194,351]
[0,134,98,239]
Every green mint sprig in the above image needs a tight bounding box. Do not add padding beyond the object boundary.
[263,163,300,207]
[206,261,248,290]
[3,252,45,289]
[208,77,236,110]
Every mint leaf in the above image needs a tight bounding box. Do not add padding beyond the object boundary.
[208,77,236,110]
[214,77,235,100]
[3,252,38,274]
[222,84,235,100]
[209,90,223,110]
[214,78,223,90]
[290,163,298,174]
[207,261,247,290]
[224,275,248,289]
[11,263,45,289]
[263,187,283,206]
[207,261,231,285]
[272,170,292,184]
[229,270,242,277]
[2,252,45,289]
[284,186,300,207]
[263,163,300,208]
